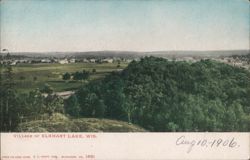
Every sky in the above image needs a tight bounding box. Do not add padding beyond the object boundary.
[0,0,249,52]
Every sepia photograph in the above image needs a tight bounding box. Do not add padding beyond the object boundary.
[0,0,249,159]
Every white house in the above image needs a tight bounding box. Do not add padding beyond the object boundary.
[102,58,113,63]
[69,58,76,63]
[59,59,68,64]
[10,60,17,65]
[89,59,96,63]
[83,59,89,63]
[41,59,51,63]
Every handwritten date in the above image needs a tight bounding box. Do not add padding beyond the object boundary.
[176,135,239,153]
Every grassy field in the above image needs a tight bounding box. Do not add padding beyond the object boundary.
[10,62,128,93]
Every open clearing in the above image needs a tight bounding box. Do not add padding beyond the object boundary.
[10,62,128,93]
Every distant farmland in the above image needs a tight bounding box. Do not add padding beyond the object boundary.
[11,62,128,93]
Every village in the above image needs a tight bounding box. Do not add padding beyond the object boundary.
[1,53,250,71]
[172,55,250,70]
[0,55,134,66]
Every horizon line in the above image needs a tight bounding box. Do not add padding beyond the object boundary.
[3,49,250,54]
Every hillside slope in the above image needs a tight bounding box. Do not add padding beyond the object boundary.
[16,113,146,132]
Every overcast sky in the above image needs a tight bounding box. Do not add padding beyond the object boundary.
[1,0,249,52]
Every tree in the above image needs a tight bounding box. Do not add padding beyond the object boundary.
[123,97,135,123]
[101,73,127,120]
[64,95,80,117]
[1,62,19,131]
[24,89,45,119]
[82,70,90,80]
[94,99,106,118]
[0,62,4,130]
[73,71,81,80]
[40,83,54,94]
[82,93,99,116]
[3,64,15,89]
[92,68,96,73]
[62,72,71,81]
[44,94,64,116]
[73,70,90,81]
[33,76,37,81]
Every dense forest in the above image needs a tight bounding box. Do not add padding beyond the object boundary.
[68,57,250,131]
[1,56,250,132]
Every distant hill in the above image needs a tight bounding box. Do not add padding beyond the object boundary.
[7,50,250,58]
[16,113,146,132]
[151,50,250,58]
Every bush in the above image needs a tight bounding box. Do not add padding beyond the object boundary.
[62,72,71,81]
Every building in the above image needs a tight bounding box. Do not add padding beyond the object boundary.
[59,59,69,64]
[89,59,96,63]
[83,58,89,63]
[101,58,113,63]
[10,60,17,65]
[41,59,51,63]
[69,58,76,63]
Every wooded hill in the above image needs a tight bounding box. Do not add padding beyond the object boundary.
[1,56,249,132]
[67,56,250,131]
